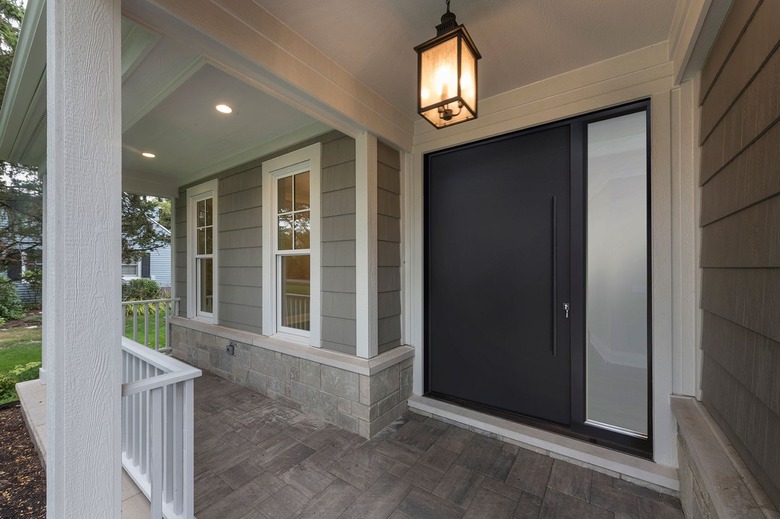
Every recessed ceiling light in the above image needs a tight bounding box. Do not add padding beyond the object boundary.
[215,104,233,114]
[141,152,156,158]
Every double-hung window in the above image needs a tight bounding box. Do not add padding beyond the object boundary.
[187,180,218,321]
[262,144,321,345]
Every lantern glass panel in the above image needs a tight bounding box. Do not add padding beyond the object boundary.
[419,36,459,109]
[459,41,477,113]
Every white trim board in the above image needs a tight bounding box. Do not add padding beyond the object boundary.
[261,143,322,347]
[185,179,219,322]
[409,395,679,493]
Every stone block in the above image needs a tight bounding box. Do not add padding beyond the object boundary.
[300,360,321,388]
[281,353,300,367]
[359,375,371,405]
[337,412,359,434]
[400,358,414,370]
[219,351,233,373]
[209,348,221,368]
[359,419,370,439]
[216,336,230,350]
[268,377,284,394]
[400,367,413,399]
[370,364,399,402]
[290,381,307,402]
[338,397,351,414]
[369,401,407,437]
[304,386,339,423]
[250,347,274,373]
[370,390,400,421]
[321,365,359,401]
[351,401,370,422]
[232,365,249,385]
[234,342,251,366]
[247,371,268,394]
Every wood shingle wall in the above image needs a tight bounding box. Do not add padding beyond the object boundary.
[698,0,780,508]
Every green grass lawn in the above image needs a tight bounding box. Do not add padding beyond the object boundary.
[0,326,43,405]
[124,311,168,349]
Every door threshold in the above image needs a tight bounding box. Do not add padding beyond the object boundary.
[408,394,678,493]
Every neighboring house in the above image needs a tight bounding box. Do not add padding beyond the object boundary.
[0,0,777,517]
[0,207,41,305]
[122,218,172,288]
[121,245,172,287]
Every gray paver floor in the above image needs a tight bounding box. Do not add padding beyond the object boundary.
[193,371,684,519]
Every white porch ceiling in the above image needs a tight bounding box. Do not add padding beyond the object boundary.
[118,0,678,193]
[0,0,693,195]
[253,0,679,116]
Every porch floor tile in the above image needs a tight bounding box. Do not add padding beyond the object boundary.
[192,371,685,519]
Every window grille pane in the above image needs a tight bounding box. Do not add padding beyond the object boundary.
[280,255,310,331]
[205,226,213,255]
[294,211,310,249]
[205,197,213,226]
[121,264,138,276]
[197,228,206,255]
[199,257,213,314]
[197,199,206,227]
[278,215,293,250]
[294,172,310,211]
[278,176,293,214]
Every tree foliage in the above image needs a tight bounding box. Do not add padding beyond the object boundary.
[0,1,170,273]
[121,194,171,263]
[0,0,23,107]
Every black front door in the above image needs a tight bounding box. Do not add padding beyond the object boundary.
[425,125,572,425]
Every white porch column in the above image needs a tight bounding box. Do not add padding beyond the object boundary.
[355,132,378,358]
[46,0,123,517]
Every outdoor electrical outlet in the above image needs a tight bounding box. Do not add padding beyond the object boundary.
[226,342,236,356]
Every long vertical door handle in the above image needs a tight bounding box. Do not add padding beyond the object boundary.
[551,196,557,356]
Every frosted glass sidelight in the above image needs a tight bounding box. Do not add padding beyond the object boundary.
[586,111,648,437]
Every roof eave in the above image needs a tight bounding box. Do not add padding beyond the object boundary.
[0,0,47,167]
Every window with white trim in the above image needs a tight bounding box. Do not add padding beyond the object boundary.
[262,144,321,345]
[187,180,218,321]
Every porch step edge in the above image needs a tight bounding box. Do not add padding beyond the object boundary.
[16,379,47,468]
[408,394,679,493]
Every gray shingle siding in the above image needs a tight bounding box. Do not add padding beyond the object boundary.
[320,136,358,354]
[174,196,187,317]
[698,0,780,509]
[377,141,402,354]
[174,131,358,348]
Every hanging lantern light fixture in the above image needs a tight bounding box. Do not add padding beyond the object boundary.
[414,0,481,129]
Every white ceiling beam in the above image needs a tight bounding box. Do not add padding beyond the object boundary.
[178,120,332,186]
[121,20,161,80]
[122,167,180,199]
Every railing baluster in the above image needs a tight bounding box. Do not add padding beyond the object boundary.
[132,303,138,343]
[150,387,164,519]
[154,302,160,351]
[144,303,150,349]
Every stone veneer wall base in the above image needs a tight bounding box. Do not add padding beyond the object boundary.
[671,396,779,519]
[169,318,413,438]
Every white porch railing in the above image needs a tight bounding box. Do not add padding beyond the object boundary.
[283,293,310,330]
[121,337,201,519]
[122,298,180,352]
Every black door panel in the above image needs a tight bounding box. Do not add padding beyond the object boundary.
[425,125,571,425]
